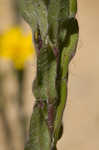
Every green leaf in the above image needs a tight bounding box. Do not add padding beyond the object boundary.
[20,0,38,32]
[20,0,48,40]
[54,19,79,143]
[47,49,57,102]
[69,0,77,18]
[25,106,51,150]
[48,0,61,43]
[33,45,57,103]
[59,0,69,22]
[33,0,48,40]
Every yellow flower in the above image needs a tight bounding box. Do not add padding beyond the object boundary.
[0,26,35,69]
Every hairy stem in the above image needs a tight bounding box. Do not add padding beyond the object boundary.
[20,0,79,150]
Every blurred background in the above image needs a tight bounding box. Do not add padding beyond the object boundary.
[0,0,99,150]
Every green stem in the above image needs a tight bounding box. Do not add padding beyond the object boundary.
[20,1,79,150]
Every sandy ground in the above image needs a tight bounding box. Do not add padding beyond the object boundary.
[0,0,99,150]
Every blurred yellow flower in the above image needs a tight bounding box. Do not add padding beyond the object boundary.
[0,26,35,69]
